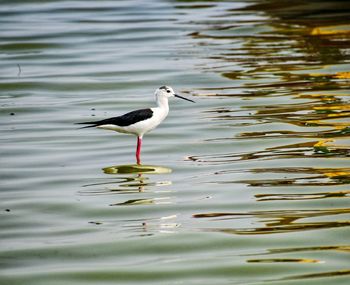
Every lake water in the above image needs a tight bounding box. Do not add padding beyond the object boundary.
[1,1,350,284]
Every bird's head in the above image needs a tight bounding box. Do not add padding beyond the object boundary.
[155,85,195,103]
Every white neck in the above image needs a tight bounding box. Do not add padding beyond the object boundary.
[156,95,169,111]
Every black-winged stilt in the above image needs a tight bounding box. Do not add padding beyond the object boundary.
[78,86,194,165]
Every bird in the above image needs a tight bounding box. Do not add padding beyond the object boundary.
[77,86,195,165]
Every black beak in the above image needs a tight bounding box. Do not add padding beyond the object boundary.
[174,94,195,103]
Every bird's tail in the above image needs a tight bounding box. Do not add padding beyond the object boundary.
[75,121,98,129]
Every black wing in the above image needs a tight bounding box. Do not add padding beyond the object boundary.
[77,108,153,128]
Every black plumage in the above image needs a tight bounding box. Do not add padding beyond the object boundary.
[77,108,153,128]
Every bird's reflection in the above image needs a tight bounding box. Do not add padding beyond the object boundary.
[82,164,179,236]
[81,164,172,195]
[103,164,172,194]
[103,164,172,175]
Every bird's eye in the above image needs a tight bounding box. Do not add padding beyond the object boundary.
[166,90,171,93]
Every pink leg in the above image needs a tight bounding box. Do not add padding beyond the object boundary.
[136,136,142,165]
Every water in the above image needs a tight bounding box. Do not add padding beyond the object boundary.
[1,1,350,284]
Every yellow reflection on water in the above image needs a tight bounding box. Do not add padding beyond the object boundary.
[235,167,350,190]
[311,24,350,36]
[193,208,350,235]
[187,140,350,164]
